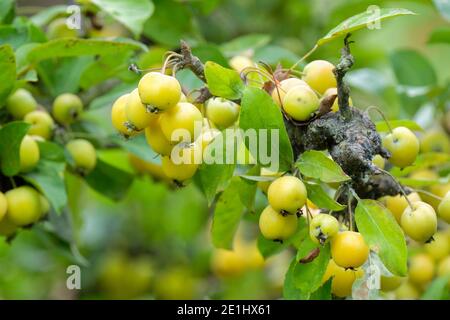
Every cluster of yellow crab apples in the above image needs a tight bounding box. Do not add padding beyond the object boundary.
[0,88,97,237]
[111,71,241,182]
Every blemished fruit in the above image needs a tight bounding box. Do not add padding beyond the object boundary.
[331,231,369,269]
[372,154,385,170]
[24,110,54,140]
[20,135,40,172]
[395,281,420,300]
[5,186,42,226]
[0,192,7,222]
[322,259,363,297]
[259,205,298,241]
[380,192,421,223]
[424,232,450,261]
[161,153,198,182]
[126,89,156,131]
[271,78,308,106]
[160,102,203,143]
[408,253,435,286]
[52,93,83,125]
[138,72,181,111]
[111,93,137,137]
[145,116,173,156]
[282,85,319,121]
[66,139,97,174]
[229,55,254,73]
[267,176,307,214]
[205,97,240,129]
[309,213,339,245]
[400,201,437,242]
[6,88,37,119]
[302,60,337,94]
[420,130,450,153]
[438,191,450,223]
[47,18,78,39]
[382,127,419,168]
[380,276,404,292]
[322,87,353,112]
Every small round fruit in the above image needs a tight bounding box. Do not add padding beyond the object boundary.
[257,168,282,194]
[282,85,319,121]
[161,155,198,182]
[381,192,421,223]
[302,60,337,94]
[322,87,353,112]
[438,191,450,223]
[205,97,240,129]
[0,192,7,222]
[211,248,245,278]
[5,186,42,226]
[47,18,78,39]
[420,130,450,153]
[400,201,437,243]
[160,102,203,143]
[395,281,420,300]
[52,93,83,125]
[24,110,54,140]
[322,259,363,297]
[111,93,137,137]
[259,205,298,241]
[380,276,404,292]
[20,135,40,172]
[229,55,254,73]
[372,154,385,170]
[437,256,450,280]
[145,116,172,156]
[309,213,339,245]
[138,72,181,111]
[383,127,419,168]
[408,253,435,286]
[267,176,307,214]
[125,89,156,131]
[424,232,450,261]
[66,139,97,174]
[6,88,37,119]
[271,78,308,106]
[331,231,369,269]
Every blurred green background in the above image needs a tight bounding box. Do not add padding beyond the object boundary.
[0,0,448,299]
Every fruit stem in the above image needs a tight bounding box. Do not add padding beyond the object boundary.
[413,189,443,201]
[9,177,16,188]
[366,106,393,134]
[289,44,319,72]
[378,168,414,209]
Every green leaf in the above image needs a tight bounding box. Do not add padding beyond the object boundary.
[240,87,293,172]
[0,0,15,24]
[25,38,143,64]
[192,44,229,67]
[30,5,67,27]
[211,177,244,249]
[390,49,437,87]
[355,199,408,276]
[0,122,30,176]
[194,161,235,205]
[296,151,350,183]
[85,159,134,201]
[37,141,66,162]
[293,241,331,294]
[23,160,67,214]
[433,0,450,21]
[310,279,332,300]
[236,165,259,212]
[143,0,195,47]
[283,258,310,300]
[91,0,154,37]
[428,27,450,44]
[421,276,450,300]
[375,119,423,132]
[204,61,244,100]
[318,8,415,45]
[0,44,15,106]
[254,45,299,66]
[221,34,271,56]
[304,182,346,211]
